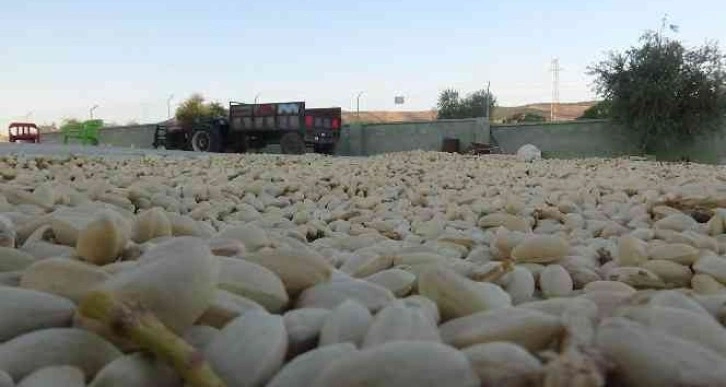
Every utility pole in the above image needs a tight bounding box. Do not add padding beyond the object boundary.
[485,81,491,119]
[90,105,99,120]
[550,58,562,121]
[356,91,365,123]
[167,94,174,119]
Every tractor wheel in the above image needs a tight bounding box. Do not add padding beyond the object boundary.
[280,132,306,155]
[314,143,335,155]
[191,127,222,153]
[237,136,250,153]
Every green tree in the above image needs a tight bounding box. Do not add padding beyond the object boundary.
[436,88,497,119]
[61,118,82,127]
[59,118,83,132]
[577,101,610,119]
[505,112,546,123]
[175,93,228,128]
[466,89,497,118]
[523,113,546,122]
[207,102,228,118]
[436,89,463,119]
[589,28,726,153]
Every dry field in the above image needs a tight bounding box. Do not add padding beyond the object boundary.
[0,150,725,386]
[342,102,596,124]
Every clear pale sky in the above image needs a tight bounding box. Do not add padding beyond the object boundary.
[1,0,724,127]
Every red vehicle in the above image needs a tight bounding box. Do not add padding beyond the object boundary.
[7,122,40,143]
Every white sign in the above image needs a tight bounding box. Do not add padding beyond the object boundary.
[394,96,405,105]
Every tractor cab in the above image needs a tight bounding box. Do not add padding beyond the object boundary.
[7,122,40,143]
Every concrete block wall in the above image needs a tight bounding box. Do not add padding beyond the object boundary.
[38,118,495,157]
[33,118,726,164]
[491,119,726,163]
[667,129,726,164]
[491,119,639,158]
[336,117,490,156]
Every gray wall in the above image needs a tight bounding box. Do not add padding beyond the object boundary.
[669,130,726,164]
[336,118,489,156]
[36,118,726,164]
[42,124,157,148]
[491,119,726,163]
[491,119,639,158]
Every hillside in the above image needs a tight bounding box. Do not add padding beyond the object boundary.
[342,110,437,124]
[493,101,596,122]
[342,101,597,124]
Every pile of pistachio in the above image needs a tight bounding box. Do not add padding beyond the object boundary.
[0,151,725,387]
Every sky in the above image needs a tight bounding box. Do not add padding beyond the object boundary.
[1,0,725,128]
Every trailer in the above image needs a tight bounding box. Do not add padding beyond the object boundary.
[153,101,341,155]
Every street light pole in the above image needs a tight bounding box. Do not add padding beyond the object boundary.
[167,94,174,119]
[485,81,491,119]
[90,105,99,120]
[356,91,364,123]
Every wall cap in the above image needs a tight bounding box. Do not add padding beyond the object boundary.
[492,119,611,129]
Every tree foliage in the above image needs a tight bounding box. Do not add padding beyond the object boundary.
[175,93,228,128]
[437,89,462,119]
[505,112,546,123]
[61,118,82,127]
[437,88,497,119]
[589,29,726,152]
[577,101,610,120]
